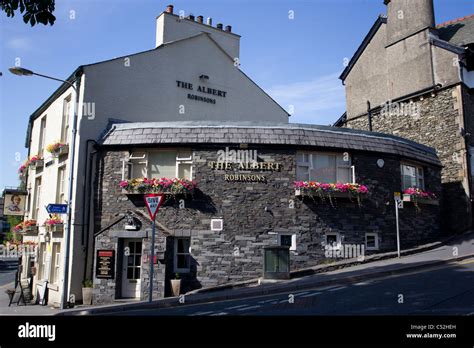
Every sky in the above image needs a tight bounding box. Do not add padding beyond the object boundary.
[1,0,473,189]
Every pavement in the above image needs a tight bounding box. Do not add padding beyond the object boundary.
[60,230,474,316]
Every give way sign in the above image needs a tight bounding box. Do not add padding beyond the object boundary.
[144,194,164,220]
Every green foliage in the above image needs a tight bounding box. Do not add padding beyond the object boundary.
[1,0,56,26]
[83,279,93,288]
[175,273,180,279]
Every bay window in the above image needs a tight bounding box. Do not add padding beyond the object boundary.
[127,149,192,180]
[401,163,424,191]
[296,152,352,183]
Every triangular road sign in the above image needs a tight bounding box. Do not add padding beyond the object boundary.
[144,194,164,220]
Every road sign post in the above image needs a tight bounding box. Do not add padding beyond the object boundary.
[394,192,402,258]
[144,194,164,302]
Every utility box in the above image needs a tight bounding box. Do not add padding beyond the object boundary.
[263,246,290,279]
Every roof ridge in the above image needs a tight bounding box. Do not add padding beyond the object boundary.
[437,13,474,28]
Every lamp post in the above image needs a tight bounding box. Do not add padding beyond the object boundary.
[9,66,80,309]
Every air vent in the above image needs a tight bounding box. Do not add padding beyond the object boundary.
[211,219,223,231]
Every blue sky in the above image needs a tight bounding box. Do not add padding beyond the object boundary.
[1,0,473,189]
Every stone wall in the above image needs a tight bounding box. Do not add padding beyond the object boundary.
[92,145,441,304]
[342,85,471,233]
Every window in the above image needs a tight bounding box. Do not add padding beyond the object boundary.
[401,163,424,191]
[56,166,67,203]
[324,232,341,249]
[60,96,71,144]
[38,116,47,157]
[174,238,191,272]
[38,243,47,280]
[50,243,61,284]
[279,234,296,251]
[297,152,352,183]
[128,150,192,180]
[32,177,42,220]
[365,233,379,251]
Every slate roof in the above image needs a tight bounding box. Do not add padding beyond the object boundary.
[99,121,441,166]
[438,14,474,46]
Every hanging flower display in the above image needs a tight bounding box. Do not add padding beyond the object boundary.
[44,214,63,226]
[13,220,38,233]
[403,187,436,200]
[46,141,67,154]
[294,181,369,207]
[119,178,197,194]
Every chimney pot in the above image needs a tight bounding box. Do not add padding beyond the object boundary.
[197,15,203,23]
[225,25,232,32]
[188,14,195,21]
[206,17,212,25]
[165,4,174,14]
[216,23,223,30]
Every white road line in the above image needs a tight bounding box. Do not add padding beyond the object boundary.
[258,299,276,304]
[225,304,249,310]
[210,312,228,316]
[300,292,321,298]
[293,292,310,297]
[236,305,261,312]
[327,286,346,292]
[189,311,215,316]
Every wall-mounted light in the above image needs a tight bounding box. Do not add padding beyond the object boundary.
[44,233,51,243]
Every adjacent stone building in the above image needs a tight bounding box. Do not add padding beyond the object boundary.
[92,121,442,304]
[334,0,474,233]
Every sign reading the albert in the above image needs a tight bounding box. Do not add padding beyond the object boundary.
[96,250,115,279]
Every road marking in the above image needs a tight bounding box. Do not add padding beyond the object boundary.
[456,259,474,265]
[300,292,321,298]
[293,292,310,297]
[225,304,249,310]
[236,305,261,312]
[258,299,277,304]
[327,286,346,292]
[210,312,228,316]
[189,311,215,316]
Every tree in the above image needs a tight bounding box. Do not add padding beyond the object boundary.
[1,0,55,27]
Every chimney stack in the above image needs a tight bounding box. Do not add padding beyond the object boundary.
[216,23,223,30]
[197,15,203,23]
[206,17,212,26]
[165,4,174,14]
[188,14,195,21]
[225,25,232,33]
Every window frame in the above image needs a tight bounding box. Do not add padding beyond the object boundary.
[127,149,193,180]
[365,233,379,251]
[56,165,67,204]
[174,237,191,273]
[278,234,297,251]
[60,96,71,144]
[296,151,353,183]
[400,162,425,191]
[50,242,61,284]
[324,232,342,250]
[38,116,47,158]
[32,177,42,220]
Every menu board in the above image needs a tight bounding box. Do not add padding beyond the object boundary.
[96,250,115,279]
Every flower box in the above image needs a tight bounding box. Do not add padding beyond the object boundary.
[402,194,439,205]
[22,225,39,235]
[47,142,69,157]
[29,158,44,170]
[120,178,197,195]
[50,224,64,233]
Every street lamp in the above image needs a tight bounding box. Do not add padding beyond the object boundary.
[10,66,80,310]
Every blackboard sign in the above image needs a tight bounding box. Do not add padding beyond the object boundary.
[96,250,115,279]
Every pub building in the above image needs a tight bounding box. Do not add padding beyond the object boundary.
[17,4,443,306]
[92,121,442,303]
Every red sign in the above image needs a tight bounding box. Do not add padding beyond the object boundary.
[144,194,164,220]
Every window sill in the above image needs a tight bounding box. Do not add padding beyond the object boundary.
[47,283,59,291]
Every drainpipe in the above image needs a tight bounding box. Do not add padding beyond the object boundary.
[82,139,98,282]
[367,100,373,132]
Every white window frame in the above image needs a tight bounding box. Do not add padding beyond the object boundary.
[324,232,342,250]
[365,233,379,251]
[210,219,223,231]
[38,116,47,158]
[50,243,61,284]
[127,149,193,180]
[39,243,47,280]
[32,177,42,220]
[400,162,425,191]
[56,165,67,204]
[296,151,353,183]
[60,96,71,144]
[279,234,297,251]
[174,237,191,273]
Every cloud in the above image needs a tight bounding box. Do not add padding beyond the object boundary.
[265,72,346,125]
[7,37,32,51]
